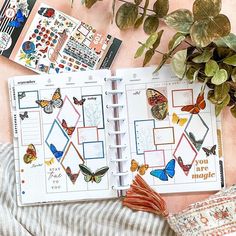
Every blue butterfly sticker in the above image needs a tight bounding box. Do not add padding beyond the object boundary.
[8,9,25,28]
[50,144,63,161]
[150,159,175,181]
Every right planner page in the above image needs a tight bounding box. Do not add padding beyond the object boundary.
[116,65,224,194]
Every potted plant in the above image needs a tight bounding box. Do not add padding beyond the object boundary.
[81,0,236,118]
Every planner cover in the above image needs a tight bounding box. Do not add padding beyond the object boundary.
[9,65,224,206]
[0,0,121,74]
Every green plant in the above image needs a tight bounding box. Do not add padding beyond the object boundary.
[81,0,236,118]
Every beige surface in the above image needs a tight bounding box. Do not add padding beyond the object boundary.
[0,0,236,213]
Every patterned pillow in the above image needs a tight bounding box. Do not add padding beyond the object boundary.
[167,185,236,236]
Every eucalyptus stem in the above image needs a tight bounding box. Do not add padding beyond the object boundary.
[117,0,155,13]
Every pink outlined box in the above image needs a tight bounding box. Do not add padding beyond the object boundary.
[144,150,166,168]
[173,133,197,176]
[172,89,194,108]
[153,127,175,145]
[77,126,99,144]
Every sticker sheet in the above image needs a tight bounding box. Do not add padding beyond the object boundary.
[0,1,121,74]
[10,69,118,205]
[116,66,224,194]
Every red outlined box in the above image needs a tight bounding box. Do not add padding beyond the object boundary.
[153,127,175,145]
[172,89,194,108]
[144,150,165,168]
[77,126,99,144]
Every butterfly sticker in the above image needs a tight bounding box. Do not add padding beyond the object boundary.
[18,92,26,99]
[172,113,188,127]
[19,111,28,120]
[36,88,63,114]
[188,132,204,151]
[181,92,206,114]
[44,158,55,166]
[177,156,192,174]
[150,159,175,181]
[130,159,149,175]
[146,88,168,120]
[61,119,75,136]
[65,167,79,184]
[38,7,55,18]
[50,144,63,161]
[202,145,217,157]
[23,144,37,164]
[8,9,25,28]
[73,97,86,106]
[79,164,109,183]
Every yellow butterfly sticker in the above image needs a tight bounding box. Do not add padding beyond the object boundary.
[44,158,55,166]
[172,113,188,127]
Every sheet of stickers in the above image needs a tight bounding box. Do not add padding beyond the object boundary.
[0,1,121,74]
[116,66,224,194]
[10,70,118,205]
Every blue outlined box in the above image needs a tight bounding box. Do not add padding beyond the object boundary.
[82,141,104,160]
[45,119,69,158]
[82,94,105,129]
[18,91,39,109]
[134,119,156,155]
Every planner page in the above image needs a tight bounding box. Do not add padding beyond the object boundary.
[116,65,223,194]
[9,69,118,205]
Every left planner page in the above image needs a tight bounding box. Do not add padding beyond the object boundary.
[9,69,119,206]
[0,1,121,74]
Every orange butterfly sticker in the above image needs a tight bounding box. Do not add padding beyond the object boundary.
[23,144,37,164]
[61,119,75,136]
[130,159,149,175]
[181,92,206,114]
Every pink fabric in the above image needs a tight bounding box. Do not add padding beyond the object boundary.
[0,0,236,213]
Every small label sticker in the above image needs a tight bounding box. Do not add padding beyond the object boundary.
[5,8,16,19]
[0,32,12,50]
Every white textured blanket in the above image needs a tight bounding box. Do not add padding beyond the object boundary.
[0,143,175,236]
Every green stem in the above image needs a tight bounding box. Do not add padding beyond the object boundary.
[117,0,155,13]
[138,41,166,56]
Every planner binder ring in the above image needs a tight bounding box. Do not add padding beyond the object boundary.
[109,144,127,149]
[112,185,130,190]
[112,171,129,176]
[110,158,128,162]
[107,117,125,122]
[108,131,126,135]
[106,104,124,108]
[105,90,124,95]
[105,77,123,81]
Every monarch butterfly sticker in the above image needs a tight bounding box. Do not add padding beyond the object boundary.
[146,88,168,120]
[79,164,109,183]
[181,92,206,114]
[23,144,37,164]
[130,159,149,175]
[36,88,63,114]
[61,119,75,136]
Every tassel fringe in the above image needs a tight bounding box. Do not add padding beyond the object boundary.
[123,174,169,218]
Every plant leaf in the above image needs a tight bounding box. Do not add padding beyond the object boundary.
[84,0,98,8]
[230,105,236,118]
[215,33,236,52]
[186,67,199,83]
[223,54,236,66]
[190,14,231,47]
[152,29,164,50]
[208,90,218,104]
[205,59,219,77]
[143,49,155,66]
[164,9,193,34]
[192,49,213,63]
[193,0,222,21]
[115,3,139,30]
[134,0,142,5]
[134,45,146,58]
[143,15,159,35]
[211,69,228,85]
[232,67,236,82]
[153,53,170,73]
[215,94,230,116]
[153,0,169,18]
[145,32,158,48]
[168,32,186,51]
[171,49,187,78]
[134,0,149,28]
[214,83,230,103]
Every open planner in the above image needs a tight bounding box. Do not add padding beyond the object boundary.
[9,65,224,206]
[0,1,121,74]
